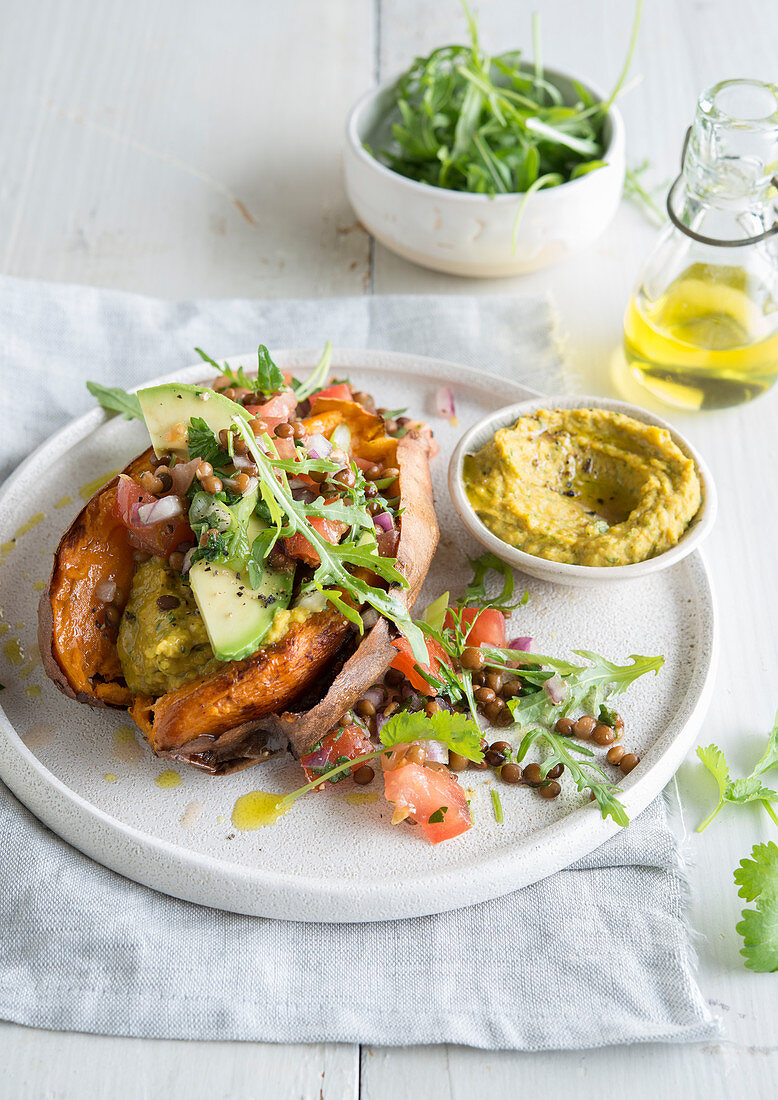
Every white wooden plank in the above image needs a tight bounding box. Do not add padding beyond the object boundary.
[0,1021,358,1100]
[364,0,778,1097]
[0,0,373,299]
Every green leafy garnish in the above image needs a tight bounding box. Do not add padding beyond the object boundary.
[697,711,778,831]
[371,1,642,203]
[734,842,778,972]
[517,727,629,827]
[380,708,483,762]
[292,341,334,403]
[194,344,285,397]
[186,416,233,474]
[491,788,504,825]
[233,417,429,663]
[429,807,448,824]
[463,551,526,612]
[86,382,143,421]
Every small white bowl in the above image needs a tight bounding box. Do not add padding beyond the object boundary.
[344,69,625,278]
[448,395,717,587]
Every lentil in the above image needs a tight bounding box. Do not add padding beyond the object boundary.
[523,762,543,787]
[275,422,293,438]
[539,780,562,799]
[353,765,375,785]
[157,594,180,611]
[140,471,163,495]
[501,678,522,699]
[424,699,441,717]
[592,723,616,746]
[620,753,640,774]
[475,685,496,705]
[574,715,597,740]
[365,465,383,481]
[448,752,469,771]
[201,475,223,495]
[234,472,251,495]
[501,763,522,784]
[485,671,503,693]
[196,460,213,480]
[555,716,575,737]
[355,698,376,717]
[484,698,506,723]
[291,421,306,440]
[461,647,485,671]
[606,744,626,766]
[546,763,564,780]
[168,551,185,571]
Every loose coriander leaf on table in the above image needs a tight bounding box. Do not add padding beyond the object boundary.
[86,382,143,421]
[752,709,778,777]
[734,842,778,972]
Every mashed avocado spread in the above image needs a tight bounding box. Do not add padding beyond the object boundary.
[117,557,220,695]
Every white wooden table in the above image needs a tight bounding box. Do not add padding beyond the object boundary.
[2,1,777,1096]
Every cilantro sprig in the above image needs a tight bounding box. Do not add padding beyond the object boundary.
[697,712,778,831]
[277,709,484,808]
[734,842,778,972]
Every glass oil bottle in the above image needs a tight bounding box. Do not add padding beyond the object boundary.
[624,80,778,409]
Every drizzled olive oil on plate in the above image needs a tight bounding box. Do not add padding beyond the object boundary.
[624,263,778,409]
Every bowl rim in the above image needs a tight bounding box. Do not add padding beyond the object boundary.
[448,395,718,583]
[345,67,625,204]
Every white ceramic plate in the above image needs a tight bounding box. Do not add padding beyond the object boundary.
[0,349,716,922]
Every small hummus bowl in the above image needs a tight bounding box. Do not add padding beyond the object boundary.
[448,395,717,587]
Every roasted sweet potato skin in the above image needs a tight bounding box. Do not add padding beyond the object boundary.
[38,396,439,773]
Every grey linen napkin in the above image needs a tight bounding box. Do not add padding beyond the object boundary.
[0,275,717,1049]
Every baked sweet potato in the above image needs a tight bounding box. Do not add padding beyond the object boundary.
[38,391,439,774]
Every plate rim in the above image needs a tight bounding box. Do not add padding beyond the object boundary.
[0,348,717,921]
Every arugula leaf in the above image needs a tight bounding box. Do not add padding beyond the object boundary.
[517,728,629,827]
[463,551,525,612]
[86,382,143,421]
[380,709,483,763]
[507,651,663,731]
[235,418,429,664]
[734,842,778,972]
[292,341,333,402]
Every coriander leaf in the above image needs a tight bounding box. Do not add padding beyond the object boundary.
[734,842,778,973]
[379,709,483,763]
[428,807,447,824]
[86,381,143,421]
[734,841,778,903]
[187,416,232,474]
[752,710,778,777]
[696,744,730,831]
[736,896,778,973]
[728,776,778,806]
[292,341,333,402]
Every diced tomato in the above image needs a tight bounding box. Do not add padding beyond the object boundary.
[244,390,298,434]
[444,606,506,649]
[115,476,193,559]
[300,724,375,786]
[285,498,348,566]
[383,762,472,843]
[311,383,352,404]
[390,636,452,696]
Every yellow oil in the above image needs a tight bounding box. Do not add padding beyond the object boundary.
[231,790,289,830]
[154,769,182,789]
[3,638,24,666]
[79,471,119,500]
[624,263,778,409]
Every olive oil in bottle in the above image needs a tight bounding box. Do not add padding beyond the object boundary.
[624,79,778,410]
[624,262,778,409]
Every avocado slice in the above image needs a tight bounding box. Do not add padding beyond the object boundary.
[189,516,293,662]
[137,382,252,459]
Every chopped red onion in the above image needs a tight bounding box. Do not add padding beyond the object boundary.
[181,548,196,575]
[419,739,449,764]
[509,636,533,652]
[372,511,394,533]
[435,385,457,422]
[330,423,351,451]
[543,674,568,705]
[306,433,332,460]
[361,608,379,630]
[95,578,117,603]
[232,454,255,470]
[361,686,385,709]
[134,495,185,526]
[169,458,199,495]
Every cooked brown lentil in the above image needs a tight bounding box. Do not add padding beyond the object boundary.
[461,647,485,671]
[620,753,640,774]
[592,723,616,746]
[546,763,564,780]
[448,752,469,772]
[574,715,597,740]
[606,744,626,766]
[523,762,543,787]
[157,594,180,611]
[355,698,376,718]
[501,763,522,784]
[539,781,562,799]
[555,716,575,737]
[140,471,164,495]
[353,765,375,785]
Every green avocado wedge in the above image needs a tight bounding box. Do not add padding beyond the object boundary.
[189,555,293,662]
[137,383,251,459]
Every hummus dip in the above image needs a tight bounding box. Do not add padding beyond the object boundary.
[463,408,702,566]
